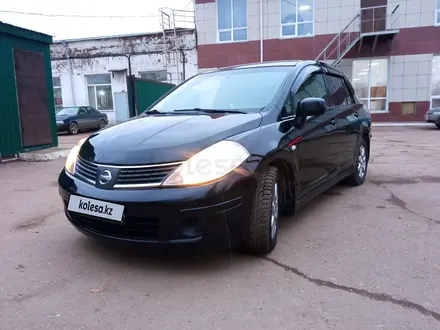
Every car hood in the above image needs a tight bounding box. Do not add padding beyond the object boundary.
[78,113,263,165]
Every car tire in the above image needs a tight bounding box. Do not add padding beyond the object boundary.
[99,119,106,130]
[245,166,280,254]
[68,122,79,135]
[345,138,368,186]
[436,124,440,129]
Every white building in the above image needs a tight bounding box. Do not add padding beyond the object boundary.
[51,29,197,124]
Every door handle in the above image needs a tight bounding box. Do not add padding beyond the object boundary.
[354,111,360,118]
[329,119,338,126]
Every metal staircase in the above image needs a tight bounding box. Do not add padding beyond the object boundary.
[159,7,195,84]
[316,5,400,66]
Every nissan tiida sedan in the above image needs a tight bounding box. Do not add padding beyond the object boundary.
[58,60,371,254]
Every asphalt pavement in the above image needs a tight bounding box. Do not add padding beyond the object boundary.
[0,126,439,329]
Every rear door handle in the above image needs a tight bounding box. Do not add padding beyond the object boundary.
[354,111,360,118]
[329,119,338,126]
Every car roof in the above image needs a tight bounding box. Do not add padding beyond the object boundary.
[202,60,332,74]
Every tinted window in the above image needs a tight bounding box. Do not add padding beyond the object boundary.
[87,107,99,114]
[325,74,354,106]
[153,67,292,113]
[281,93,294,117]
[293,73,328,110]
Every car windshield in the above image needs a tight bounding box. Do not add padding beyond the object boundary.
[151,67,292,113]
[57,107,79,116]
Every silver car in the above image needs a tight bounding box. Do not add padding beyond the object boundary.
[425,108,440,129]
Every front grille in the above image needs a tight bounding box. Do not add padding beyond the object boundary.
[75,157,181,188]
[115,164,180,187]
[76,157,98,184]
[69,212,160,240]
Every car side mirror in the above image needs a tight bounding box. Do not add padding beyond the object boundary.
[296,98,326,118]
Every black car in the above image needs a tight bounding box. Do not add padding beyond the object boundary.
[58,61,371,254]
[424,108,440,128]
[56,106,108,135]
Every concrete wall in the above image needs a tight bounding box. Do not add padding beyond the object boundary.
[51,31,197,124]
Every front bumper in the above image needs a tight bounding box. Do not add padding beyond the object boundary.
[425,113,440,124]
[58,168,257,250]
[57,122,69,131]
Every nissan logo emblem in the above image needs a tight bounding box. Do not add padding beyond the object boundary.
[98,170,112,184]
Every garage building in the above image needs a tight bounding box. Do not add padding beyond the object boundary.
[0,22,57,159]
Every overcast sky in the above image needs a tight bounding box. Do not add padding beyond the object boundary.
[0,0,194,40]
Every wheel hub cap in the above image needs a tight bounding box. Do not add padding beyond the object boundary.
[357,145,367,179]
[271,182,279,240]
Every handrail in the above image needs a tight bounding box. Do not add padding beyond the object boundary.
[315,13,360,60]
[392,4,400,14]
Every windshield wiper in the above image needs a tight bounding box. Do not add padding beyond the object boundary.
[145,109,162,114]
[174,108,245,114]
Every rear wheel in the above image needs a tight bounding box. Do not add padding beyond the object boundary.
[345,139,368,186]
[98,119,106,130]
[245,166,280,254]
[68,122,78,135]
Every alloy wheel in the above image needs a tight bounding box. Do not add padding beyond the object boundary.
[357,145,367,179]
[270,182,279,240]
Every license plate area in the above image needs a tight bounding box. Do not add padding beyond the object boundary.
[67,195,125,222]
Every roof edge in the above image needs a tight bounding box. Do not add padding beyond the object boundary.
[0,21,53,44]
[53,28,196,43]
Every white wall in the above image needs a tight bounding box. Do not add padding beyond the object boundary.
[51,31,198,124]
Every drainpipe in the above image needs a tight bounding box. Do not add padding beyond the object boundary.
[62,42,76,106]
[123,54,137,117]
[260,0,264,62]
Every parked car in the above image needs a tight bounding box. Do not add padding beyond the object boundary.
[56,106,108,135]
[425,108,440,129]
[58,60,371,254]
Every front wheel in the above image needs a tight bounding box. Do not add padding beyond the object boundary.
[345,139,368,186]
[244,166,280,254]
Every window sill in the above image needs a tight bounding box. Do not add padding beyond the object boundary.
[279,34,315,40]
[216,39,249,44]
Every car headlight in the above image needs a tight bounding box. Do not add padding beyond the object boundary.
[162,140,250,187]
[65,137,87,175]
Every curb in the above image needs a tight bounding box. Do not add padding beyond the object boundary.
[18,149,70,162]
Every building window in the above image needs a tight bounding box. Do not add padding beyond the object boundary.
[431,56,440,109]
[52,77,63,111]
[217,0,247,42]
[436,0,440,25]
[352,59,388,112]
[86,74,113,111]
[140,70,168,82]
[281,0,314,37]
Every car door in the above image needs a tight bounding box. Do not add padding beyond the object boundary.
[86,107,102,129]
[75,107,89,130]
[279,67,335,197]
[323,73,360,172]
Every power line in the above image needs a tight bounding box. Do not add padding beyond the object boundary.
[0,9,160,19]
